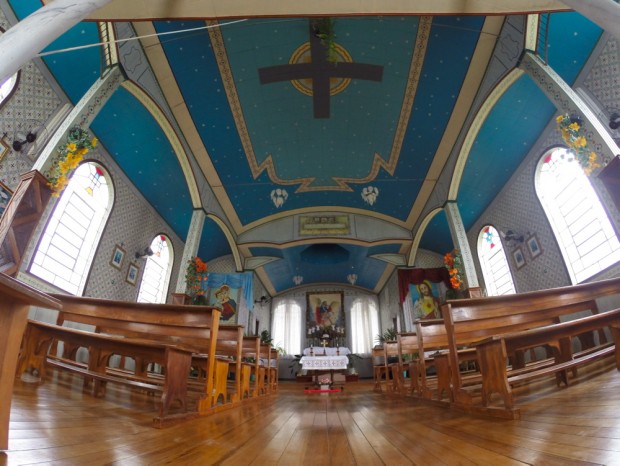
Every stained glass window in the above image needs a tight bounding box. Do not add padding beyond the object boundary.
[477,225,516,296]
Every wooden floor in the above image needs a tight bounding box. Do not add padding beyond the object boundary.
[4,361,620,465]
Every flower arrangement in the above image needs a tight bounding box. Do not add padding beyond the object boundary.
[318,376,332,386]
[46,127,97,195]
[185,256,208,299]
[555,113,601,175]
[444,249,464,290]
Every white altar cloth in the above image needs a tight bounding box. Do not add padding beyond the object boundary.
[303,347,350,356]
[300,355,349,370]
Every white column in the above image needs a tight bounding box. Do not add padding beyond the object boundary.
[175,209,207,294]
[444,201,480,290]
[0,0,113,84]
[560,0,620,40]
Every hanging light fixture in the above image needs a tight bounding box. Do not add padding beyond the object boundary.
[292,275,304,285]
[347,273,358,285]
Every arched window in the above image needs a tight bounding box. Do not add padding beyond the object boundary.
[477,225,516,296]
[30,162,112,294]
[350,297,379,353]
[137,235,173,303]
[271,300,302,355]
[535,147,620,283]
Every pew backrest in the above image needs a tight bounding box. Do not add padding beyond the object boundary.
[443,277,620,390]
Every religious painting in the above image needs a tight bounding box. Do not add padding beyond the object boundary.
[299,215,350,236]
[409,280,442,321]
[0,180,12,219]
[110,244,125,270]
[526,234,542,260]
[126,262,139,286]
[208,284,240,324]
[306,291,344,329]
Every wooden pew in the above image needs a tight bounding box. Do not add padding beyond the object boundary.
[268,347,280,393]
[256,343,272,396]
[240,336,261,398]
[210,325,244,406]
[442,277,620,418]
[0,273,61,450]
[18,320,194,424]
[383,340,402,394]
[371,345,387,392]
[44,294,221,415]
[396,331,420,396]
[473,308,620,413]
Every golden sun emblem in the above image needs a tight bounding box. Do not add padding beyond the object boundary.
[289,42,353,97]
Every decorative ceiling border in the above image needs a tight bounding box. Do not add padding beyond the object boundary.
[210,16,431,193]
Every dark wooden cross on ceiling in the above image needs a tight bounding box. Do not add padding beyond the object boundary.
[258,21,384,119]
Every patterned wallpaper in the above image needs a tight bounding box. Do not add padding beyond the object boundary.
[468,33,620,293]
[0,20,61,190]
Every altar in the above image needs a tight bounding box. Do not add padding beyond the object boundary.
[299,354,349,371]
[299,347,351,389]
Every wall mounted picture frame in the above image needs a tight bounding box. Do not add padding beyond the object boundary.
[306,291,344,330]
[126,262,139,286]
[0,180,12,219]
[110,244,125,270]
[513,247,526,270]
[526,234,542,259]
[0,138,9,164]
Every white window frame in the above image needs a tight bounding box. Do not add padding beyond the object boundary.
[137,234,174,304]
[30,162,112,295]
[535,147,620,283]
[477,225,516,296]
[271,300,302,355]
[350,297,380,354]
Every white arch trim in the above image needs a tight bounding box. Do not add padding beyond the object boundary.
[206,213,243,271]
[121,81,201,208]
[448,68,525,200]
[407,207,443,266]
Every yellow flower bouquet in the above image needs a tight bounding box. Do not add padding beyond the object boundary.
[555,114,600,175]
[46,127,97,194]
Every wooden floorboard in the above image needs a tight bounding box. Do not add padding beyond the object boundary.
[3,360,620,465]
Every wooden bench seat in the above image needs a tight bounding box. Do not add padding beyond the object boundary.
[443,277,620,418]
[44,294,222,416]
[18,320,194,424]
[473,309,620,410]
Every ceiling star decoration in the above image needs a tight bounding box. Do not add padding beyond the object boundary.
[361,186,379,205]
[270,188,288,208]
[258,20,383,118]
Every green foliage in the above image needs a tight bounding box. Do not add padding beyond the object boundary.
[260,329,273,345]
[375,327,397,345]
[314,17,337,63]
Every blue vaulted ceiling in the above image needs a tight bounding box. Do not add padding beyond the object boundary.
[8,1,602,294]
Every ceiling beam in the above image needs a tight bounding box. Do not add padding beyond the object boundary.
[72,0,571,21]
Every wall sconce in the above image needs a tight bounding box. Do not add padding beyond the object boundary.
[135,246,154,259]
[347,273,358,285]
[12,131,37,152]
[292,275,304,286]
[500,229,525,247]
[254,295,271,306]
